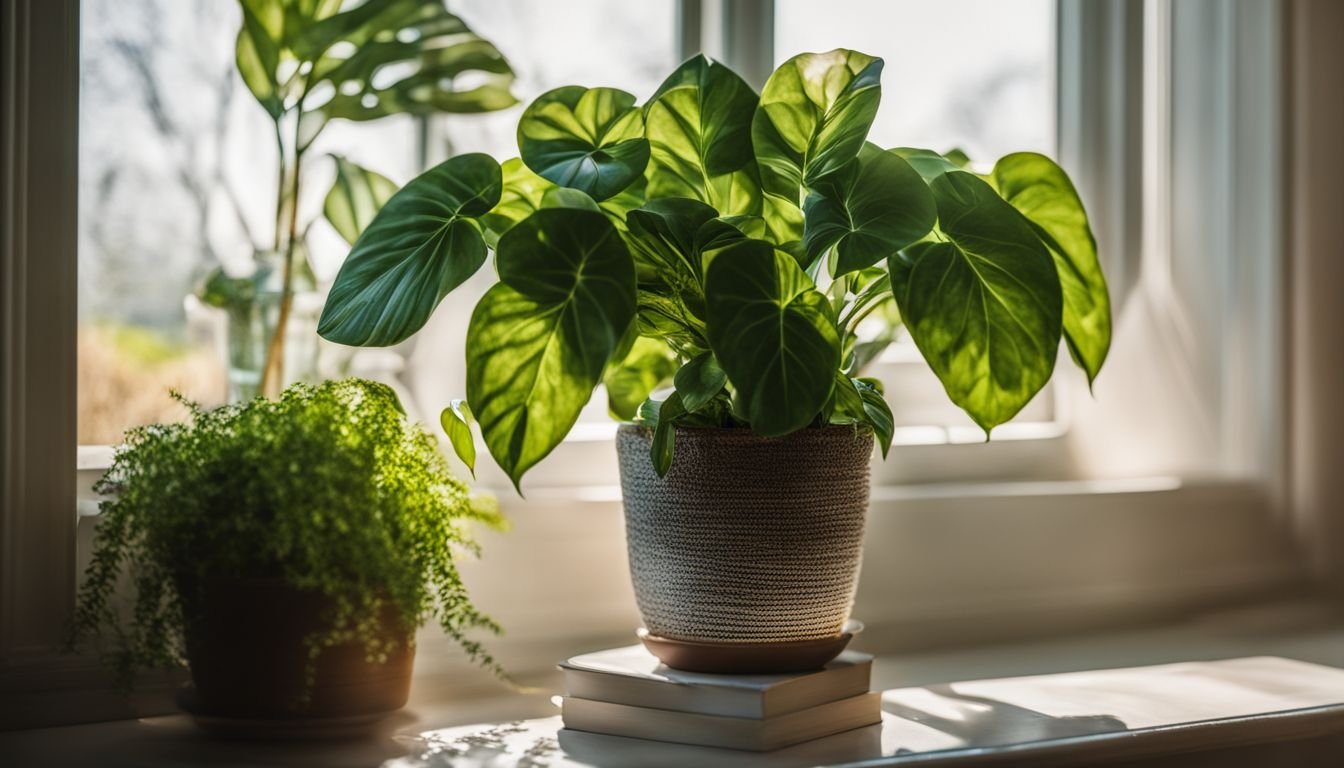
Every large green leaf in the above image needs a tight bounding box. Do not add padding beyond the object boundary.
[991,152,1111,384]
[891,147,964,182]
[891,171,1062,432]
[318,153,501,346]
[803,145,936,275]
[644,55,761,217]
[673,351,727,412]
[235,0,286,119]
[518,86,649,201]
[323,155,398,245]
[480,158,550,248]
[752,49,883,202]
[705,239,840,436]
[466,209,636,488]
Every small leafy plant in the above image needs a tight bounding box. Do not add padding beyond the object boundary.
[220,0,516,395]
[74,379,504,687]
[317,49,1112,488]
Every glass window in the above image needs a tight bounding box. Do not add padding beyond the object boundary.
[77,0,422,444]
[775,0,1056,162]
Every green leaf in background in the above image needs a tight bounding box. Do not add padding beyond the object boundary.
[466,209,636,489]
[990,152,1111,385]
[650,391,686,477]
[440,399,478,478]
[644,54,762,217]
[626,198,718,284]
[235,0,285,119]
[480,157,552,248]
[752,49,883,201]
[604,336,677,420]
[518,86,650,201]
[890,171,1063,433]
[318,153,502,347]
[803,145,936,275]
[302,0,516,121]
[705,239,840,436]
[324,155,398,245]
[673,351,727,412]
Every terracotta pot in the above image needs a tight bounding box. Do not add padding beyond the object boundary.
[178,577,413,722]
[616,424,872,663]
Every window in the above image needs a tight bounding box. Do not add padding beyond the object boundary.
[2,0,1316,727]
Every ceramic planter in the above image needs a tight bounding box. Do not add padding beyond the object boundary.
[616,424,872,669]
[177,577,413,736]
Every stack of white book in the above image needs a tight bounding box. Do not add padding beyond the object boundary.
[558,645,881,752]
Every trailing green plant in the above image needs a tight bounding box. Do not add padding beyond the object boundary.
[73,379,505,688]
[210,0,516,396]
[317,49,1113,488]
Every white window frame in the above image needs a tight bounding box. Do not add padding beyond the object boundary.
[4,0,1336,730]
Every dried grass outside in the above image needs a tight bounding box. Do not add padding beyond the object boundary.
[78,325,226,445]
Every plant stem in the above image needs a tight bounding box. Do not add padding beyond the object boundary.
[259,116,305,398]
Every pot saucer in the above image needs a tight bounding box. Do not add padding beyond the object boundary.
[638,619,864,674]
[176,686,398,741]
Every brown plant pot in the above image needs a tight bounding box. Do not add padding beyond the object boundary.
[616,424,873,671]
[177,576,413,734]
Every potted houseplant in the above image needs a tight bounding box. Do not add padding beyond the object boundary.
[316,50,1112,669]
[199,0,516,400]
[73,379,504,732]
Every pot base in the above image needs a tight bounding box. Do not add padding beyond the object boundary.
[177,687,397,741]
[637,620,863,674]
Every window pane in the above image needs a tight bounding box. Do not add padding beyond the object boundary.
[78,0,422,444]
[774,0,1056,161]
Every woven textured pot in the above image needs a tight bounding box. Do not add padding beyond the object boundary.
[616,424,873,645]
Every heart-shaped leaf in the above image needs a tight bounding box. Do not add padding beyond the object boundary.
[319,153,501,347]
[440,399,477,477]
[324,155,398,245]
[891,171,1062,433]
[645,55,762,217]
[466,209,636,489]
[518,86,649,201]
[991,152,1111,385]
[480,157,551,248]
[803,145,936,275]
[752,49,883,202]
[705,239,841,436]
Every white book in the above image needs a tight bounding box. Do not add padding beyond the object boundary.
[561,692,882,752]
[560,645,872,719]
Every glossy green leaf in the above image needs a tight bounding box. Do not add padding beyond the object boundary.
[705,239,840,435]
[803,145,936,275]
[518,86,650,201]
[318,153,501,347]
[890,147,963,182]
[645,55,762,216]
[991,152,1111,384]
[752,49,883,201]
[855,378,893,457]
[480,157,551,248]
[650,392,686,477]
[466,209,636,489]
[324,155,398,245]
[440,399,477,478]
[604,336,677,420]
[890,171,1063,432]
[673,351,727,412]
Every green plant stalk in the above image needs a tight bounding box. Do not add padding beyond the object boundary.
[260,103,308,398]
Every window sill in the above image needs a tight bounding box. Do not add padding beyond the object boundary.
[3,598,1340,764]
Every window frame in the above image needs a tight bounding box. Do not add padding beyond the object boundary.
[1,0,1325,730]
